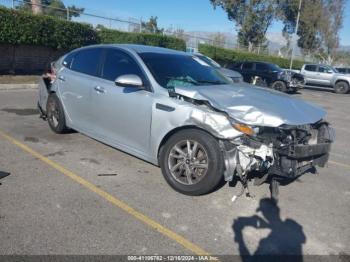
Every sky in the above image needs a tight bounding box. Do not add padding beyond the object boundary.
[3,0,350,45]
[63,0,350,46]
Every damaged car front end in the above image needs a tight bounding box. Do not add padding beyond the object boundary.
[38,44,334,201]
[170,84,334,201]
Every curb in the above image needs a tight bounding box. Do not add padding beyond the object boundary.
[0,83,38,90]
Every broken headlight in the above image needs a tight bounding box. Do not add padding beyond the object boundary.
[230,119,259,136]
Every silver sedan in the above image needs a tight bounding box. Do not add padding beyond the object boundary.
[38,44,333,199]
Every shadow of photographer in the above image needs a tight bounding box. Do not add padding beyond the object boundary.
[233,198,306,262]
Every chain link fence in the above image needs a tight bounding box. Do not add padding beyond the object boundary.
[1,0,308,61]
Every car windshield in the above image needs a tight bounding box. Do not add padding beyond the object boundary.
[139,52,230,89]
[267,63,282,72]
[330,66,338,73]
[195,54,221,68]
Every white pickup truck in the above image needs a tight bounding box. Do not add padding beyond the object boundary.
[300,64,350,94]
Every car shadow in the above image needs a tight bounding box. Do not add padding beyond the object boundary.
[302,86,335,94]
[0,171,11,185]
[232,198,306,261]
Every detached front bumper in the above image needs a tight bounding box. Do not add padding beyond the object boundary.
[221,123,334,183]
[269,142,331,179]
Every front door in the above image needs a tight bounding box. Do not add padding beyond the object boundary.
[91,48,153,155]
[317,65,334,86]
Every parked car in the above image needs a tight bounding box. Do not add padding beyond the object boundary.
[192,53,243,83]
[229,61,305,93]
[38,44,333,200]
[336,67,350,75]
[301,64,350,94]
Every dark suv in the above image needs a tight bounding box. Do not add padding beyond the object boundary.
[228,61,304,93]
[336,67,350,74]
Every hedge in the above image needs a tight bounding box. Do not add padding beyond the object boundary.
[0,7,186,52]
[97,28,186,51]
[0,7,99,50]
[198,44,305,70]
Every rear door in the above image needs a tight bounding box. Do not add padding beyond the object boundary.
[255,63,271,84]
[302,65,319,84]
[90,48,153,154]
[57,48,102,130]
[58,48,103,131]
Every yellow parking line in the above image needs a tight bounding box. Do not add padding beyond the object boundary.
[329,160,350,170]
[0,130,210,256]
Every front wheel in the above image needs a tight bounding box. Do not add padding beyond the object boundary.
[334,81,349,94]
[159,129,225,196]
[271,81,287,92]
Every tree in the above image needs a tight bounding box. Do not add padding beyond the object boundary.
[211,32,226,48]
[317,0,345,64]
[141,16,164,34]
[31,0,42,14]
[277,0,323,56]
[210,0,276,52]
[277,0,345,63]
[16,0,84,20]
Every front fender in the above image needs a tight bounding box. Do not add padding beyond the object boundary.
[148,96,242,164]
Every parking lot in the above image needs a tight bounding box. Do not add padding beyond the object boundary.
[0,87,349,257]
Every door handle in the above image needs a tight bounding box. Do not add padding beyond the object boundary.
[58,75,65,81]
[94,86,106,93]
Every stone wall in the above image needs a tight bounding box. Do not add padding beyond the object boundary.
[0,45,66,74]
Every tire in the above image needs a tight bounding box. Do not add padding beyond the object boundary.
[159,129,225,196]
[271,81,287,92]
[334,81,349,94]
[46,93,68,134]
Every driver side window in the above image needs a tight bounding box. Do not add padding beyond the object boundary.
[101,49,144,82]
[318,66,330,73]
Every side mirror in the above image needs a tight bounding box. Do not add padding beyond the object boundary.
[115,74,143,88]
[327,70,333,74]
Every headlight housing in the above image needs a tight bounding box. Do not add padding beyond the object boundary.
[230,119,258,136]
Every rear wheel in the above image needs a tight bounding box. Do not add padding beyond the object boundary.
[159,129,225,196]
[334,81,349,94]
[46,93,68,134]
[271,81,287,92]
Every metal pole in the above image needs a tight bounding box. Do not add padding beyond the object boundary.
[290,0,302,70]
[12,0,15,9]
[66,7,69,21]
[139,18,142,33]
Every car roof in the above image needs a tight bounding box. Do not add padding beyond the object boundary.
[239,61,272,65]
[78,44,189,55]
[305,64,331,66]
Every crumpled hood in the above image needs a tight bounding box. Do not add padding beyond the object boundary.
[174,84,326,127]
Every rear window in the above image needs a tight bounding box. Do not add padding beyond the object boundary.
[242,62,254,70]
[256,63,268,71]
[70,48,102,76]
[304,65,317,72]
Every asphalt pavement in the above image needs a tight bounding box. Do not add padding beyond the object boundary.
[0,88,349,258]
